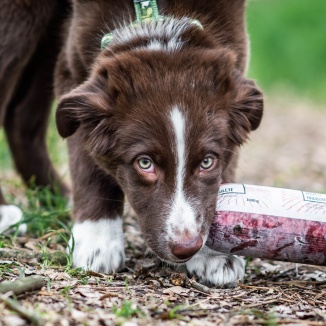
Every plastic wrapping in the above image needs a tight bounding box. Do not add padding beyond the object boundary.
[207,184,326,266]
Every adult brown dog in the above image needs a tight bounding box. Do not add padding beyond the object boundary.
[0,0,263,286]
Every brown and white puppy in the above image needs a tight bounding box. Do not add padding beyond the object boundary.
[0,0,263,286]
[55,0,263,286]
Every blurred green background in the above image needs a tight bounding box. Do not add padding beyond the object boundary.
[246,0,326,102]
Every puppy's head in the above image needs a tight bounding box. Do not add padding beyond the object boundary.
[56,48,263,263]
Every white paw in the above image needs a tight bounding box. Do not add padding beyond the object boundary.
[0,205,27,235]
[185,246,245,287]
[69,218,125,273]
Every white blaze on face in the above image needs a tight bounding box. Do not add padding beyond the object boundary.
[167,107,198,239]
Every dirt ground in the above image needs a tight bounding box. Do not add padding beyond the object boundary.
[238,94,326,193]
[0,94,326,325]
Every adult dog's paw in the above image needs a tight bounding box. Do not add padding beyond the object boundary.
[0,205,27,235]
[70,218,125,273]
[185,246,245,287]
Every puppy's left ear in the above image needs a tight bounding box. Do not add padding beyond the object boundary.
[228,74,264,145]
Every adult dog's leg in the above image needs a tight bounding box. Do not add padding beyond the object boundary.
[4,43,69,196]
[3,2,70,197]
[67,135,125,273]
[0,2,51,221]
[0,2,67,233]
[0,1,49,126]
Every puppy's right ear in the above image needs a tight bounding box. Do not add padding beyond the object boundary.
[56,74,110,138]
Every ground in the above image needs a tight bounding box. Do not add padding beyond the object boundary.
[0,94,325,326]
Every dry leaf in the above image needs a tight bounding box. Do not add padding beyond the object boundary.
[162,286,190,295]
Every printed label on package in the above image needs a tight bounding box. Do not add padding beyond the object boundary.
[217,184,326,222]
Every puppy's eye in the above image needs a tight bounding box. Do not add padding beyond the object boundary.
[200,156,215,171]
[137,157,155,173]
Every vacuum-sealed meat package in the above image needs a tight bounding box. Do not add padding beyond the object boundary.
[207,184,326,266]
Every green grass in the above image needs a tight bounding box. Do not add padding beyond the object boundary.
[0,184,73,272]
[247,0,326,102]
[20,185,70,236]
[112,300,145,318]
[0,130,11,170]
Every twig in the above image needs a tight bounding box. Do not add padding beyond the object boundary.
[100,292,119,300]
[239,284,274,291]
[87,270,105,278]
[0,276,45,296]
[239,298,281,309]
[232,289,257,298]
[189,280,212,294]
[315,291,326,300]
[0,292,44,326]
[38,229,67,241]
[0,248,41,261]
[265,319,326,326]
[278,297,297,304]
[273,280,326,285]
[0,248,67,265]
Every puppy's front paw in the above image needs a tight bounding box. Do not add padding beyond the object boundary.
[70,218,125,273]
[185,246,245,287]
[0,205,27,235]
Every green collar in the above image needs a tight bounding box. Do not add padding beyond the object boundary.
[101,0,162,49]
[101,0,203,49]
[134,0,161,23]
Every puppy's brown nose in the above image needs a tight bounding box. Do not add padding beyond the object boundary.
[170,235,203,260]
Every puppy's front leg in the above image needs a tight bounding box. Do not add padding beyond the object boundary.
[185,246,245,288]
[68,136,125,273]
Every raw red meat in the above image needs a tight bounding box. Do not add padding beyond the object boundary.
[207,184,326,266]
